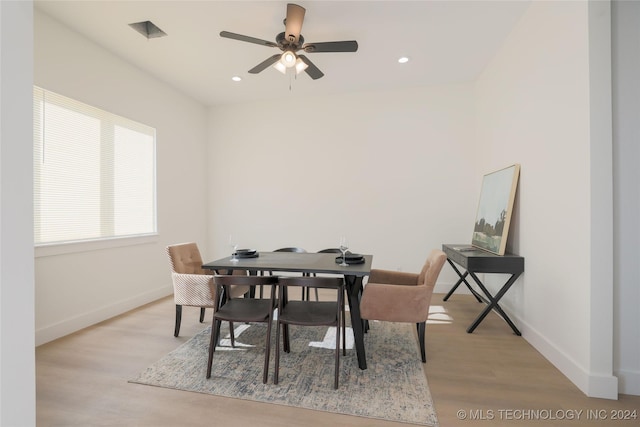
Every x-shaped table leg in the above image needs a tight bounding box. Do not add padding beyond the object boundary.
[344,274,367,370]
[467,271,522,335]
[443,259,482,302]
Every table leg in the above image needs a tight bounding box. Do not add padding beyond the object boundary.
[443,259,482,302]
[344,274,367,370]
[467,271,522,335]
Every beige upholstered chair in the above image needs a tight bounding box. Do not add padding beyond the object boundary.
[166,242,248,337]
[360,249,447,363]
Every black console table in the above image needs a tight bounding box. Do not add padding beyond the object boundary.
[442,244,525,335]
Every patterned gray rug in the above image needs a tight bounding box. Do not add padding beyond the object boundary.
[130,320,438,426]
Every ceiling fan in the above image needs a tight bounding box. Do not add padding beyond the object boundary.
[220,3,358,80]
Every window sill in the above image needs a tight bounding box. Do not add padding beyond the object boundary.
[35,234,158,258]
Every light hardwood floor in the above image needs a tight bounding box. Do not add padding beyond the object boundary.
[36,293,640,426]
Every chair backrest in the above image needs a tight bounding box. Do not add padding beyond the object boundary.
[274,247,307,253]
[317,248,342,254]
[278,276,344,290]
[214,274,278,300]
[214,274,279,287]
[167,242,205,275]
[417,249,447,287]
[277,277,344,312]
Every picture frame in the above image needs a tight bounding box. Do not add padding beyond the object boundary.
[472,164,520,255]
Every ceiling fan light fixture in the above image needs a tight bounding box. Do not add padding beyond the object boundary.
[281,51,297,67]
[295,57,308,74]
[273,50,299,74]
[273,61,287,74]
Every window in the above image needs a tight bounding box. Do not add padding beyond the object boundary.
[33,87,156,246]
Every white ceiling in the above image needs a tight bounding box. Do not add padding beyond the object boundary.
[35,0,531,107]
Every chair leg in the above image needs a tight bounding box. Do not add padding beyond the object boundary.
[280,288,290,353]
[212,317,222,347]
[199,307,206,323]
[230,322,236,347]
[263,315,273,384]
[342,298,346,356]
[174,305,182,337]
[417,322,426,363]
[356,283,369,333]
[207,319,222,378]
[274,320,281,385]
[283,324,290,353]
[335,313,341,389]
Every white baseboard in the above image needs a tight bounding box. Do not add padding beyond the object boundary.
[434,284,620,400]
[617,369,640,396]
[35,286,172,346]
[518,315,618,400]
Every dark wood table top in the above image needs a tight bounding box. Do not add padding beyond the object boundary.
[202,251,373,277]
[442,244,524,274]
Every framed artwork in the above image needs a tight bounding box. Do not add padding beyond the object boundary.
[472,164,520,255]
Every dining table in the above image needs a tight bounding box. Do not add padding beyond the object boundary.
[202,251,373,370]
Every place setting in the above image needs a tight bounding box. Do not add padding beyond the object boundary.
[229,235,259,262]
[234,249,259,259]
[336,236,365,266]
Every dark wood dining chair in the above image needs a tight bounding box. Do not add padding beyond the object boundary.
[269,247,314,300]
[317,248,342,254]
[274,247,307,253]
[274,276,345,389]
[316,246,351,325]
[206,274,279,384]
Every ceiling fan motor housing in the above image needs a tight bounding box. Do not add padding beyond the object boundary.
[276,32,304,51]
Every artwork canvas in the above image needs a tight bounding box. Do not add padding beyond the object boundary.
[472,164,520,255]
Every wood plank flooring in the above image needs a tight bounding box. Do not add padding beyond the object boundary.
[36,294,640,426]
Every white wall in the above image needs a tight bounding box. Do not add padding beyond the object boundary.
[612,0,640,396]
[475,1,618,398]
[207,84,479,282]
[33,10,210,345]
[0,1,36,425]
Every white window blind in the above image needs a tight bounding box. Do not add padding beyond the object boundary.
[33,87,157,245]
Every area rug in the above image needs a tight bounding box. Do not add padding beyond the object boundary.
[130,320,438,426]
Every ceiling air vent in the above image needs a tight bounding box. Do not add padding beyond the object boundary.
[129,21,167,39]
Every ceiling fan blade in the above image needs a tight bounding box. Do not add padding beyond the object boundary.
[248,54,282,74]
[220,31,278,48]
[298,55,324,80]
[284,3,306,44]
[303,40,359,53]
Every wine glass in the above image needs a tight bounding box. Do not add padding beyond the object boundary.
[229,235,238,262]
[339,236,349,267]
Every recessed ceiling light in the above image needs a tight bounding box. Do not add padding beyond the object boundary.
[232,76,242,82]
[398,56,410,64]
